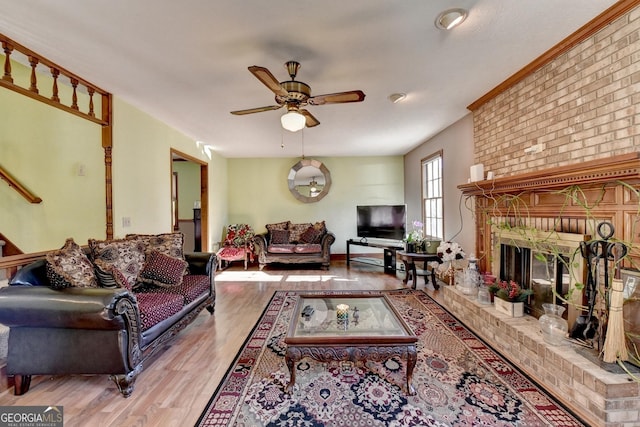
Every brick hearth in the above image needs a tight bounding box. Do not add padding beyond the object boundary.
[441,285,640,427]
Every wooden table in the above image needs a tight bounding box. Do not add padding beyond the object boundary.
[284,294,418,395]
[396,251,441,290]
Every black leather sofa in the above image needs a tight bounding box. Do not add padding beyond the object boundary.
[0,251,215,397]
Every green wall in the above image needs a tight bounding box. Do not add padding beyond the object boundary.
[0,57,228,253]
[0,73,104,252]
[172,160,201,220]
[111,98,227,251]
[227,156,404,254]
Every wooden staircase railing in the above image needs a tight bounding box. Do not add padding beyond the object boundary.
[1,32,114,240]
[1,33,109,125]
[0,233,25,280]
[0,165,42,203]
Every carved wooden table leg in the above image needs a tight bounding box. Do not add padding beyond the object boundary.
[285,348,298,394]
[401,258,412,285]
[410,263,418,289]
[429,263,440,290]
[405,345,417,395]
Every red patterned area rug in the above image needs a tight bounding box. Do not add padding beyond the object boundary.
[196,289,585,426]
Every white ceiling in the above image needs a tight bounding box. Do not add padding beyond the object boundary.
[0,0,618,158]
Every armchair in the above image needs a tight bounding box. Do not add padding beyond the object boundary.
[216,224,255,270]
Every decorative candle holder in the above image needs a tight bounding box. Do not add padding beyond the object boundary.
[336,304,349,324]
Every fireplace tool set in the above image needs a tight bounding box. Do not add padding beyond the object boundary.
[570,221,628,352]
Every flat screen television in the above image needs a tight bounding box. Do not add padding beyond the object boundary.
[356,205,406,241]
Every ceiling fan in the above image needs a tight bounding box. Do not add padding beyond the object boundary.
[230,61,365,131]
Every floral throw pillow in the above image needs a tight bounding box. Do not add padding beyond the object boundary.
[138,250,189,287]
[45,238,98,289]
[88,237,146,287]
[224,224,255,247]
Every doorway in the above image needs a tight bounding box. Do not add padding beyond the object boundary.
[171,149,208,252]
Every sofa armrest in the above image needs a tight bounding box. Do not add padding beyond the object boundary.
[252,234,268,255]
[321,232,336,252]
[0,286,133,330]
[184,252,216,277]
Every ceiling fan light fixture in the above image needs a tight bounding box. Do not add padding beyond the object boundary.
[281,110,306,132]
[435,8,468,30]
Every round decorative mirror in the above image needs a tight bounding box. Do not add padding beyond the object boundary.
[288,159,332,203]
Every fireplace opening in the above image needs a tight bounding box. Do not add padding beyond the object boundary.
[499,244,570,320]
[491,228,588,331]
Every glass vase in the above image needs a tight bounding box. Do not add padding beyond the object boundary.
[539,303,568,346]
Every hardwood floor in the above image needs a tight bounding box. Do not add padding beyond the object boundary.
[0,261,436,427]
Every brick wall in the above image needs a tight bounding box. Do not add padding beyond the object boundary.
[443,286,640,427]
[473,7,640,177]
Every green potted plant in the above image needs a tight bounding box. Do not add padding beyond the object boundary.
[494,280,533,317]
[404,220,425,253]
[487,282,500,303]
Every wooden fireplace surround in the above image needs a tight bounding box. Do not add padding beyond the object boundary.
[458,152,640,274]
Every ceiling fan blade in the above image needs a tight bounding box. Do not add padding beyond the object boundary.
[308,90,365,105]
[299,109,320,127]
[248,66,289,97]
[230,105,283,115]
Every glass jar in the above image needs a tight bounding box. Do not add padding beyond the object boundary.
[477,285,491,304]
[539,303,568,346]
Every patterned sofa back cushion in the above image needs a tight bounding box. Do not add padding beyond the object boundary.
[266,221,290,233]
[126,232,185,259]
[288,223,313,243]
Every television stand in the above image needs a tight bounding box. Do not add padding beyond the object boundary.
[346,239,404,275]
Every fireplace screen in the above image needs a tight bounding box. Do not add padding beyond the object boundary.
[500,244,570,319]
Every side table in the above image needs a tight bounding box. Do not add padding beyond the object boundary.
[396,251,441,290]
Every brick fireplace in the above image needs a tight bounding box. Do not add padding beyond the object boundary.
[493,228,588,328]
[456,4,640,424]
[442,286,639,427]
[453,153,640,426]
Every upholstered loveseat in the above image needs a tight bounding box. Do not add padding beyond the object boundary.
[252,221,335,270]
[0,232,215,397]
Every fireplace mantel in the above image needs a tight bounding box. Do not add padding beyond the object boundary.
[458,152,640,196]
[456,152,640,275]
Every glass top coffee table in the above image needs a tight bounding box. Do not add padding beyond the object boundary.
[284,293,418,395]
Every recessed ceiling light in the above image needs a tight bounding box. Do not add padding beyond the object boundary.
[388,93,407,104]
[435,8,468,30]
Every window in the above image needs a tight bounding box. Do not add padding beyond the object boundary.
[422,152,443,239]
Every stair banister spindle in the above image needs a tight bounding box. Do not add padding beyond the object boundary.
[88,87,95,117]
[50,67,60,102]
[28,56,38,93]
[2,42,12,82]
[70,78,79,110]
